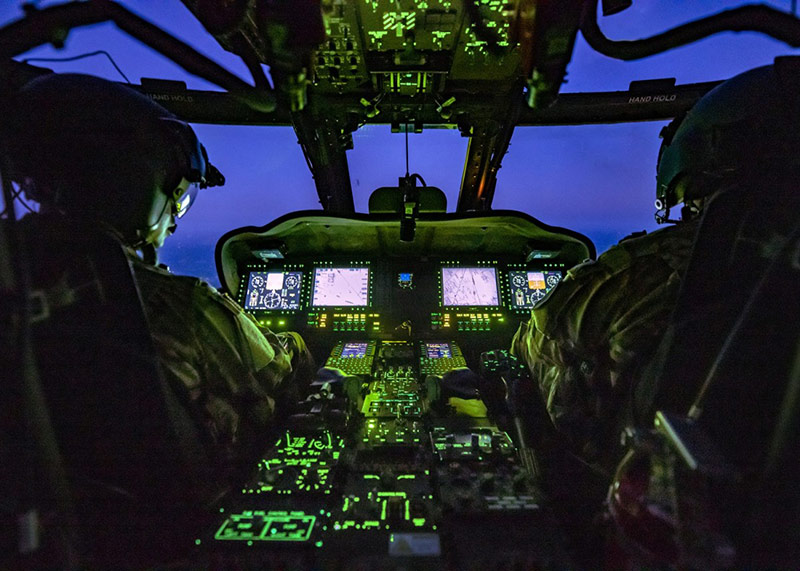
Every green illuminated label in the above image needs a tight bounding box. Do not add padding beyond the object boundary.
[215,511,315,542]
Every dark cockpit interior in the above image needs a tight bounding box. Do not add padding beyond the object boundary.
[2,1,800,568]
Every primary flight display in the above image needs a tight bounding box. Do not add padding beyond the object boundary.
[244,270,303,310]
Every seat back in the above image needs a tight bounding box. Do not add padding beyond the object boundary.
[2,214,211,566]
[637,174,800,564]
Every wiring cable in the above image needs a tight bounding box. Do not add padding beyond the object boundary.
[23,50,131,83]
[404,124,409,177]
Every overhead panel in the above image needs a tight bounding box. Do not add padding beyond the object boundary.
[178,0,584,212]
[312,0,521,99]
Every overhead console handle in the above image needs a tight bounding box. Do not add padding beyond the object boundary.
[581,0,800,61]
[0,1,275,112]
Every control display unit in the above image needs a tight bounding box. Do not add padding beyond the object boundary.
[341,341,368,358]
[325,340,376,375]
[244,270,303,310]
[441,267,499,307]
[311,267,370,307]
[508,270,563,309]
[424,342,452,359]
[419,341,468,375]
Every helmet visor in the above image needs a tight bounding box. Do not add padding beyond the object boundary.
[173,178,200,219]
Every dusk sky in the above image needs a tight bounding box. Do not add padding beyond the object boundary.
[2,1,799,285]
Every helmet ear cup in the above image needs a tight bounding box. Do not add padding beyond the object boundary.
[158,118,207,186]
[656,59,800,218]
[6,74,212,246]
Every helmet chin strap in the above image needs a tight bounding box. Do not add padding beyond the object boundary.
[139,243,158,265]
[654,198,678,224]
[132,189,173,250]
[655,201,701,225]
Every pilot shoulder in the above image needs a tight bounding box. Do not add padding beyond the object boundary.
[133,262,242,312]
[186,277,247,315]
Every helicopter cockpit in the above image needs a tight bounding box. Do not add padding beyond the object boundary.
[2,1,800,568]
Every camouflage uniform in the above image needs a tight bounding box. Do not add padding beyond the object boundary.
[511,220,698,471]
[133,260,313,483]
[16,213,312,497]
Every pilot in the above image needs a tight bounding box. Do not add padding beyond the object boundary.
[510,117,705,475]
[512,58,800,482]
[5,73,313,492]
[511,226,697,476]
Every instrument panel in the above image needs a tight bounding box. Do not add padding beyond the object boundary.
[208,213,593,567]
[237,258,564,342]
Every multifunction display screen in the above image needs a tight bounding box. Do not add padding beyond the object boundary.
[311,267,370,307]
[341,342,368,358]
[425,342,452,359]
[244,271,302,310]
[508,270,563,308]
[441,267,499,307]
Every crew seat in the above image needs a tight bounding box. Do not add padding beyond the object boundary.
[636,172,800,565]
[1,214,213,568]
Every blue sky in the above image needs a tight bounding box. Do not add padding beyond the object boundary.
[2,1,799,284]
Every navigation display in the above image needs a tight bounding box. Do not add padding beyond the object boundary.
[311,267,370,307]
[441,267,499,307]
[508,270,563,308]
[341,342,368,358]
[244,271,302,310]
[425,342,452,359]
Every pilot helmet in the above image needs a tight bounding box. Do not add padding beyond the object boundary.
[6,73,223,247]
[655,57,800,222]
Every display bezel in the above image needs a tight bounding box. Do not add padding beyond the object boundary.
[439,265,501,308]
[239,268,305,313]
[506,268,564,310]
[310,266,371,308]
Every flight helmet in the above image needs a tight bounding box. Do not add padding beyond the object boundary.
[6,73,223,247]
[655,57,800,222]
